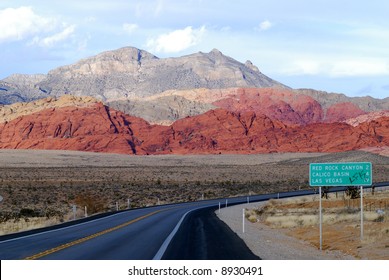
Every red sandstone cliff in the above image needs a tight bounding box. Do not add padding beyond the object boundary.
[0,102,387,155]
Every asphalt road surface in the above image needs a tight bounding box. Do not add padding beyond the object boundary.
[0,184,386,260]
[162,207,260,260]
[0,196,268,260]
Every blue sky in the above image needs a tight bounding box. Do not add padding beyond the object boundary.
[1,0,388,99]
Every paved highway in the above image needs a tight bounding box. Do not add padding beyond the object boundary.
[0,183,387,260]
[0,195,274,260]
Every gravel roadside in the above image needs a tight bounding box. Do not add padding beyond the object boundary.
[216,201,355,260]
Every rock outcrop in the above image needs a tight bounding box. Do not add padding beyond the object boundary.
[0,102,156,154]
[0,95,98,123]
[0,101,387,155]
[344,111,389,127]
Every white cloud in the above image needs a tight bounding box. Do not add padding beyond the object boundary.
[329,59,389,77]
[146,26,206,53]
[282,59,324,76]
[0,6,77,49]
[280,56,389,78]
[35,25,76,47]
[0,6,53,42]
[258,20,273,31]
[123,23,139,34]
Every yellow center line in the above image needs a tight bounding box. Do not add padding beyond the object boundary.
[25,208,167,260]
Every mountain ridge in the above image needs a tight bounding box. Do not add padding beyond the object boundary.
[0,101,388,155]
[2,46,388,126]
[1,46,286,103]
[1,46,388,156]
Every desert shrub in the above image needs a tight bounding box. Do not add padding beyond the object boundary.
[19,208,40,217]
[373,216,384,223]
[74,192,106,214]
[247,215,258,223]
[345,186,360,199]
[321,187,330,199]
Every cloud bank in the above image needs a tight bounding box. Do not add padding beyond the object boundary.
[0,7,52,42]
[146,26,206,53]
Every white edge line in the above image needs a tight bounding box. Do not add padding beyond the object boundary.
[153,204,215,260]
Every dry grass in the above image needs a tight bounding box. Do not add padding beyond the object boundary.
[249,189,389,259]
[0,217,63,235]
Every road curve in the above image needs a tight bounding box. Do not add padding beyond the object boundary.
[0,183,387,260]
[0,202,207,260]
[0,195,271,260]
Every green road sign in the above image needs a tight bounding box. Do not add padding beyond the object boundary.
[309,162,372,187]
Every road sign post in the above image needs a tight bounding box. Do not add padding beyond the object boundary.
[319,187,322,250]
[360,186,364,240]
[309,162,372,250]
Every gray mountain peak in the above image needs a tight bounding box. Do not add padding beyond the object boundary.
[1,46,287,103]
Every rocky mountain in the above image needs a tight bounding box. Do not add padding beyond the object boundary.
[0,74,47,104]
[1,46,388,156]
[294,88,389,111]
[108,95,216,125]
[116,87,388,125]
[0,47,286,104]
[2,46,389,126]
[0,97,388,155]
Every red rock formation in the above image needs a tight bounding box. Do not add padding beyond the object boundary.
[344,111,389,127]
[0,103,387,155]
[0,103,161,155]
[325,102,366,123]
[212,88,324,125]
[162,109,385,154]
[357,117,389,146]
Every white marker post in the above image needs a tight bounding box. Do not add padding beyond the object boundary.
[225,199,228,208]
[116,202,119,211]
[84,206,87,218]
[72,205,76,220]
[218,202,221,213]
[242,208,245,233]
